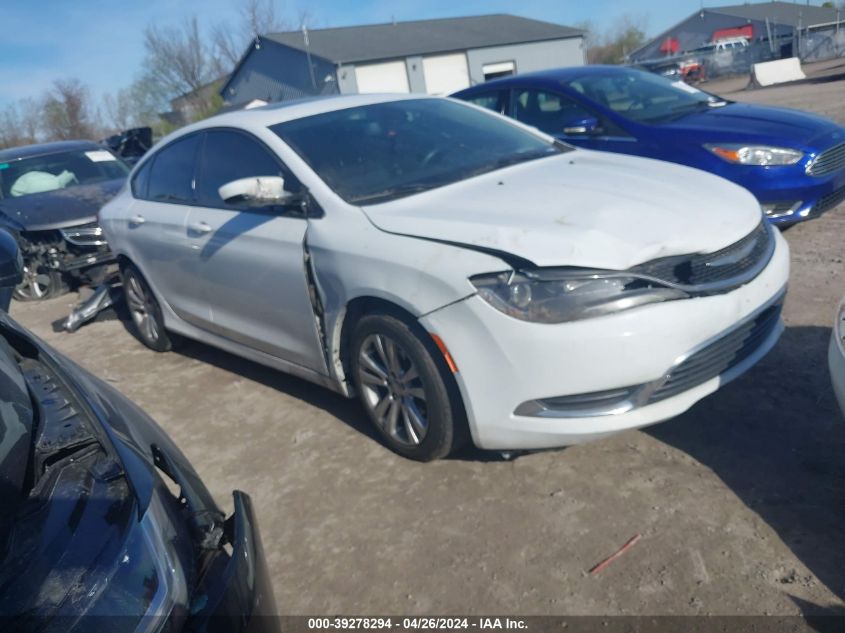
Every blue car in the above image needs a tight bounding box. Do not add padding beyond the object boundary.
[453,66,845,225]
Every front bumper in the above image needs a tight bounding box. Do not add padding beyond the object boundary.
[420,229,790,450]
[189,492,278,633]
[744,167,845,225]
[829,331,845,420]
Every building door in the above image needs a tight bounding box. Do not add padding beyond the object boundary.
[355,61,411,93]
[422,53,470,95]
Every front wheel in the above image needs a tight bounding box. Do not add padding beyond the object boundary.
[350,313,467,461]
[122,264,182,352]
[14,266,67,302]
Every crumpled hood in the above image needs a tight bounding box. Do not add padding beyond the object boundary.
[361,150,762,270]
[662,102,841,147]
[0,179,123,231]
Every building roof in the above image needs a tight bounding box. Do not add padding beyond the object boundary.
[263,14,584,64]
[708,1,841,28]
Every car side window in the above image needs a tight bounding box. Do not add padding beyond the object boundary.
[131,158,152,199]
[196,130,290,209]
[465,91,507,114]
[147,134,201,203]
[513,89,595,136]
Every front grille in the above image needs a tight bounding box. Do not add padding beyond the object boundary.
[60,221,107,247]
[807,141,845,177]
[631,221,772,290]
[813,185,845,215]
[646,300,783,404]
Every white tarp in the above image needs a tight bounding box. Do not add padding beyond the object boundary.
[752,58,806,87]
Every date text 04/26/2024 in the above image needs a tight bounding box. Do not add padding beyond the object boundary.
[306,618,527,630]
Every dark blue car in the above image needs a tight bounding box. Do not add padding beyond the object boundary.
[453,66,845,225]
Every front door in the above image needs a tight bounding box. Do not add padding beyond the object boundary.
[510,88,642,157]
[185,128,326,374]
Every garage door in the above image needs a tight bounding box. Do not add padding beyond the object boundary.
[354,61,410,93]
[422,53,470,95]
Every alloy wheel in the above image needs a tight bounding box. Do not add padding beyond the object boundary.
[14,266,53,300]
[125,274,159,343]
[357,333,429,447]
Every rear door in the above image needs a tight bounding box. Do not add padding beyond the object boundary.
[186,128,326,372]
[126,133,210,327]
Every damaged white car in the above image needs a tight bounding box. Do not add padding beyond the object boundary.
[99,95,790,461]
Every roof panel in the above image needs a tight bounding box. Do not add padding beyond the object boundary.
[709,1,840,27]
[264,14,583,64]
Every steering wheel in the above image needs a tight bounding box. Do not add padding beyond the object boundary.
[624,94,651,112]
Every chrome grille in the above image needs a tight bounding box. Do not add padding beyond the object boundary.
[631,222,772,291]
[646,300,783,404]
[807,142,845,177]
[60,221,107,247]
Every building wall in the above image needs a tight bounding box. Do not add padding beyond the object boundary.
[466,37,585,83]
[630,11,793,62]
[222,39,339,106]
[225,35,585,103]
[336,37,584,96]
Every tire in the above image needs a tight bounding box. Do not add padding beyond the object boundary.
[350,312,467,461]
[14,266,68,302]
[121,264,182,352]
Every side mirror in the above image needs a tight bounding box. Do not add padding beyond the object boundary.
[0,230,23,312]
[562,116,602,136]
[218,176,298,208]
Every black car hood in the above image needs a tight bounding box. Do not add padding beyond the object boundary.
[0,337,33,544]
[0,179,123,232]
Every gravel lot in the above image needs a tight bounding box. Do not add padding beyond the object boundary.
[10,67,845,618]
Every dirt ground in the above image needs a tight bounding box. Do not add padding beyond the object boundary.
[10,66,845,617]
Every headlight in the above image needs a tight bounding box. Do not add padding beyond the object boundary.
[705,144,803,166]
[470,269,688,323]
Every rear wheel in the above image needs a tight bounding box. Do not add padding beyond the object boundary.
[350,313,467,461]
[122,264,182,352]
[14,266,67,302]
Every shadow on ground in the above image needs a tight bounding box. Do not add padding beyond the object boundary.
[648,325,845,617]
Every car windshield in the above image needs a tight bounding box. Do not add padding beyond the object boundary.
[0,149,129,200]
[564,69,727,124]
[271,98,567,204]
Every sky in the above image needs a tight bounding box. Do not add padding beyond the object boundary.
[0,0,831,109]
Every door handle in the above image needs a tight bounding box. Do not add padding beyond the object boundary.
[129,214,145,226]
[188,221,212,235]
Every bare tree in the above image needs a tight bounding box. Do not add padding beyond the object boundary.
[142,16,220,100]
[212,0,290,71]
[583,15,649,65]
[0,99,42,149]
[42,79,97,141]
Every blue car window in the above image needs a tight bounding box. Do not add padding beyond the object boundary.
[565,70,719,123]
[513,89,594,136]
[465,91,507,114]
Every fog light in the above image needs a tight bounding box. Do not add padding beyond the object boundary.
[761,201,802,219]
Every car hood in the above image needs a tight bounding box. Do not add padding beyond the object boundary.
[360,150,762,270]
[0,178,123,231]
[661,102,841,147]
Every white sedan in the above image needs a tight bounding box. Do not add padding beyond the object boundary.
[99,94,790,461]
[830,295,845,418]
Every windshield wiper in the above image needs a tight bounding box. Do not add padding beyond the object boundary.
[351,182,443,205]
